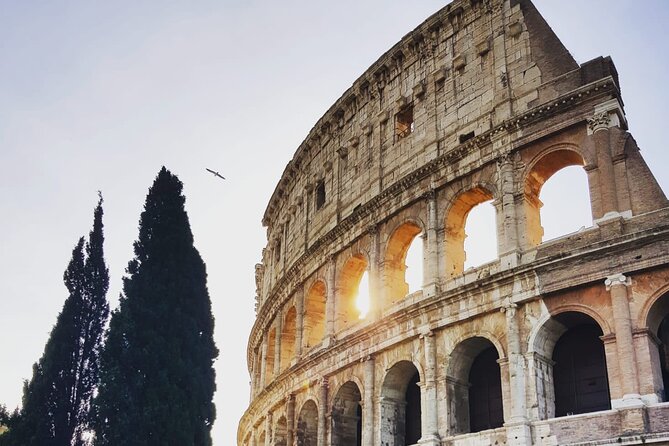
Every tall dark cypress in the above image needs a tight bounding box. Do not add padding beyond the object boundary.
[1,197,109,446]
[94,167,218,446]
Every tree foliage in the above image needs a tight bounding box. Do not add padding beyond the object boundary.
[94,167,218,446]
[1,196,109,446]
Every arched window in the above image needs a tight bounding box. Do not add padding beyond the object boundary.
[380,361,422,445]
[275,416,288,446]
[304,281,326,351]
[337,255,368,331]
[280,307,297,370]
[553,314,610,416]
[469,347,503,432]
[331,381,362,446]
[644,292,669,401]
[463,201,497,270]
[297,400,319,446]
[524,149,591,246]
[447,337,504,434]
[384,222,423,306]
[445,187,497,278]
[530,311,611,419]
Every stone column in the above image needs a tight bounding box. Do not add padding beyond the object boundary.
[286,394,296,446]
[368,226,382,321]
[588,113,619,220]
[503,303,531,445]
[295,288,304,359]
[605,274,642,406]
[260,335,268,389]
[424,190,440,297]
[318,378,329,446]
[362,356,375,446]
[274,316,283,377]
[420,331,440,445]
[265,412,273,446]
[325,256,336,342]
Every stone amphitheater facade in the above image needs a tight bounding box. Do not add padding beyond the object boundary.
[238,0,669,445]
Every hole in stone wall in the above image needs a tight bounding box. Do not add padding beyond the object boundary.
[405,234,423,294]
[463,200,497,270]
[395,106,414,140]
[459,131,475,144]
[316,180,326,210]
[539,166,592,241]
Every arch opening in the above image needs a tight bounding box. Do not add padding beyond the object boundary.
[337,255,369,331]
[275,416,288,446]
[447,337,503,434]
[445,187,496,278]
[531,311,610,419]
[280,307,297,371]
[380,360,422,445]
[463,201,497,270]
[384,222,423,307]
[524,149,591,246]
[645,292,669,402]
[304,281,326,351]
[297,400,319,446]
[331,381,362,446]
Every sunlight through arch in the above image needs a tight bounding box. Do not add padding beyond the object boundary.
[539,166,592,241]
[463,200,497,270]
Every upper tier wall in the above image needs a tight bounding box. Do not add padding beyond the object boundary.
[255,0,581,307]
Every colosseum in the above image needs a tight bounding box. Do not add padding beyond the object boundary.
[238,0,669,445]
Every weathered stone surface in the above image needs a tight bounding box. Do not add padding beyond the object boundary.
[239,1,669,445]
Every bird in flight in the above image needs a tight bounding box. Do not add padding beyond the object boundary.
[206,168,225,180]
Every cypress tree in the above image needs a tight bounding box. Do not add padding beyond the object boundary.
[1,197,109,446]
[94,167,218,446]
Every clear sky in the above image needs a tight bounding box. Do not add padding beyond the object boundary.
[1,1,668,444]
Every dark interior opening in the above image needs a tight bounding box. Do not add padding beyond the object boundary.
[468,346,503,432]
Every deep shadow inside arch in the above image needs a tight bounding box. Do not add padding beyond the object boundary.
[380,361,422,445]
[331,381,362,446]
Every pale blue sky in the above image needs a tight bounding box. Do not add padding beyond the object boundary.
[1,1,668,444]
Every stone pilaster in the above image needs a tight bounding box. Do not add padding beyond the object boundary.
[286,394,295,446]
[420,331,440,445]
[497,155,521,269]
[368,225,382,321]
[424,190,440,297]
[274,316,283,377]
[260,335,268,388]
[502,303,531,445]
[325,256,336,342]
[318,378,329,446]
[362,356,375,446]
[295,288,304,360]
[264,412,272,446]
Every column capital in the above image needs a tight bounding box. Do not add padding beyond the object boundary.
[501,301,518,317]
[605,273,631,290]
[587,111,612,134]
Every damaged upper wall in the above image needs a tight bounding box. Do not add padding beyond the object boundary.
[256,0,624,301]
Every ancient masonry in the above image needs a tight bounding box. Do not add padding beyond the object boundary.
[238,0,669,445]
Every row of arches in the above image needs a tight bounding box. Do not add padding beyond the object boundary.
[249,310,623,446]
[265,145,594,297]
[258,152,592,387]
[249,289,669,444]
[258,149,592,369]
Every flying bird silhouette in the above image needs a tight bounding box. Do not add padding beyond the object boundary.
[206,168,225,180]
